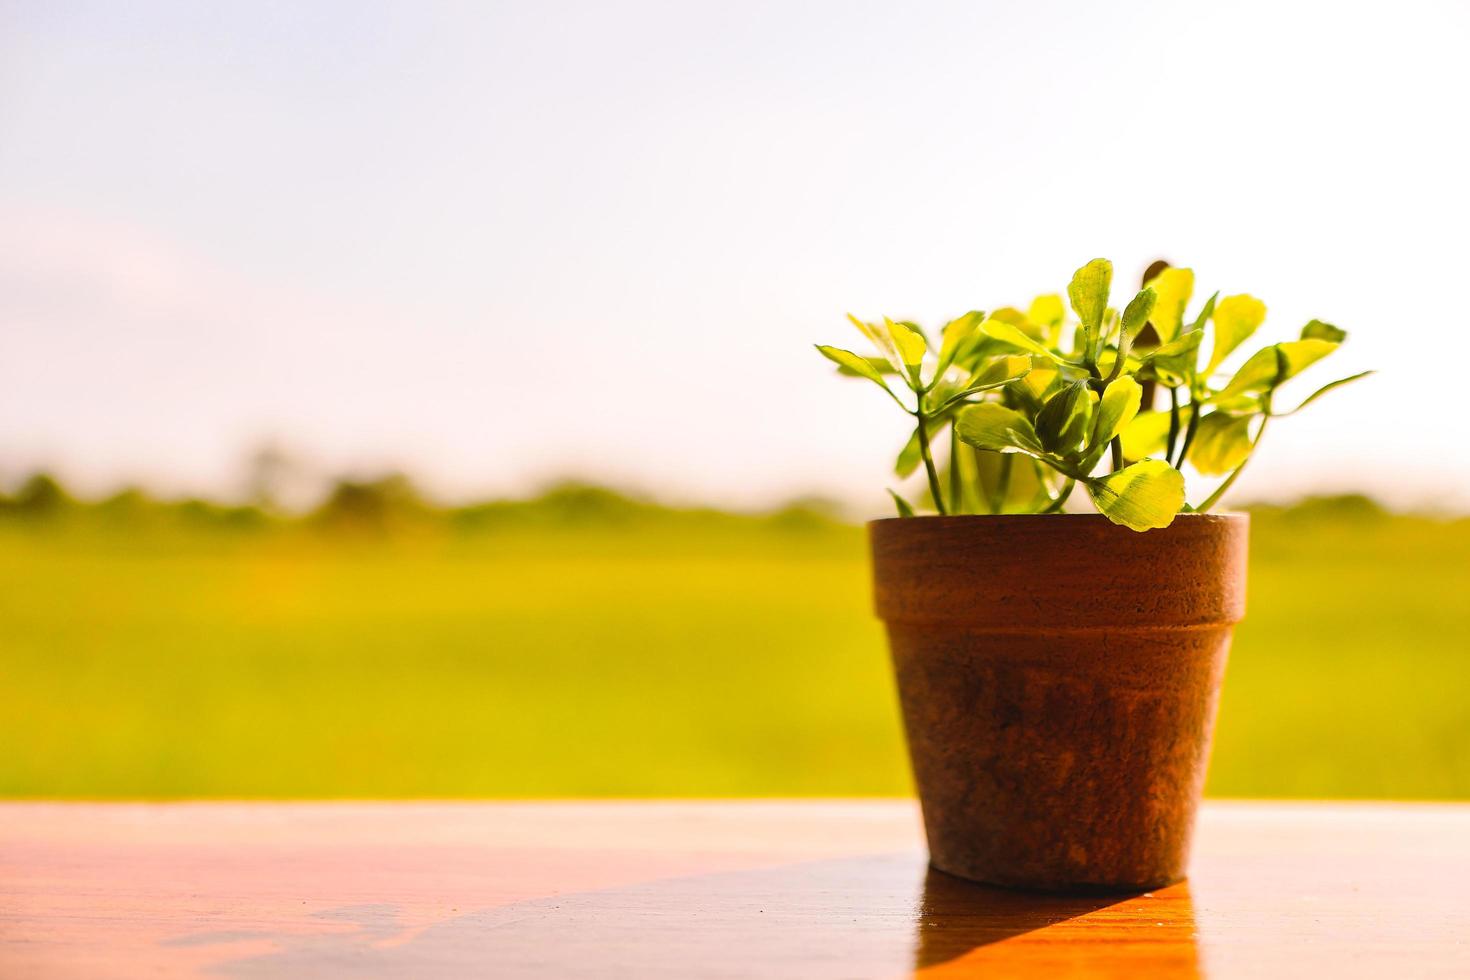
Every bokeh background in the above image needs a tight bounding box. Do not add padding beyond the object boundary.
[2,1,1467,799]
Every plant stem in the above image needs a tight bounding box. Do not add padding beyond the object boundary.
[995,453,1013,514]
[1102,329,1131,386]
[987,449,1011,514]
[1041,478,1075,513]
[948,426,962,514]
[1175,392,1201,468]
[1166,387,1181,462]
[1109,436,1123,473]
[914,400,947,515]
[1197,416,1268,512]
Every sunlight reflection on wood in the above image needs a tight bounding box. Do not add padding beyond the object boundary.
[2,802,1466,978]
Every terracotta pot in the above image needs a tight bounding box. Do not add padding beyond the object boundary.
[870,513,1248,893]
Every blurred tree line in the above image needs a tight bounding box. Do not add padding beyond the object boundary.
[0,469,851,537]
[0,435,1408,538]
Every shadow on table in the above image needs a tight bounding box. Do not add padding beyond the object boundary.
[915,866,1129,968]
[912,866,1198,975]
[167,853,1197,978]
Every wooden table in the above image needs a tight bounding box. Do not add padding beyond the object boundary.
[2,801,1466,978]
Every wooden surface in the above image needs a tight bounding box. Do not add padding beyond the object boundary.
[2,801,1467,978]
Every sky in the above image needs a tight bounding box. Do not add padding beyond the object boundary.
[1,1,1467,512]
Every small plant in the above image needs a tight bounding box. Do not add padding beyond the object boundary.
[817,259,1370,530]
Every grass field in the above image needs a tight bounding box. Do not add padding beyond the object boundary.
[2,507,1466,799]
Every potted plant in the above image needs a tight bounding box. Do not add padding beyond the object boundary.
[818,259,1369,893]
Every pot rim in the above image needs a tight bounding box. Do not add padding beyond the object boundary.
[869,510,1249,627]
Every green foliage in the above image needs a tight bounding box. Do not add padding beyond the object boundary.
[1302,319,1347,343]
[1068,258,1113,359]
[815,344,890,386]
[1087,459,1187,532]
[1147,267,1195,342]
[1092,376,1143,450]
[1119,408,1177,460]
[954,403,1044,455]
[1035,381,1095,455]
[4,501,1467,800]
[887,489,916,518]
[1205,294,1267,372]
[818,258,1372,529]
[1119,288,1157,344]
[1186,413,1254,476]
[979,317,1061,361]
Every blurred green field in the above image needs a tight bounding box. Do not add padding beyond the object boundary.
[1,504,1466,799]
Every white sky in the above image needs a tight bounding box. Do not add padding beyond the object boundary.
[1,1,1467,512]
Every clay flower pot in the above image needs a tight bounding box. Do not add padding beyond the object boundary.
[870,513,1248,893]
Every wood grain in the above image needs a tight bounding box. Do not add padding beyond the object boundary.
[1,801,1467,978]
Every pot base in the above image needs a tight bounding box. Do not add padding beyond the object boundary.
[891,623,1232,894]
[927,858,1183,896]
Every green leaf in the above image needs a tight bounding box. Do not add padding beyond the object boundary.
[1210,392,1264,414]
[833,356,898,377]
[887,489,916,518]
[950,440,983,514]
[1185,290,1218,335]
[1279,340,1337,382]
[1187,412,1255,476]
[934,355,1034,412]
[1119,408,1179,460]
[1034,381,1094,455]
[1206,294,1267,376]
[946,328,999,374]
[1215,348,1277,398]
[969,354,1033,388]
[894,428,924,478]
[1301,319,1347,343]
[896,319,930,342]
[1146,267,1194,343]
[1064,392,1098,455]
[1150,331,1204,359]
[885,317,927,384]
[972,451,1062,515]
[1067,258,1112,332]
[1017,362,1059,399]
[936,311,984,376]
[1216,338,1339,399]
[847,313,907,376]
[1027,294,1065,330]
[1092,376,1143,450]
[999,366,1058,419]
[1120,288,1157,343]
[816,345,896,389]
[979,317,1065,363]
[1272,370,1374,416]
[1095,349,1143,378]
[1086,459,1186,531]
[955,403,1045,456]
[1141,330,1203,385]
